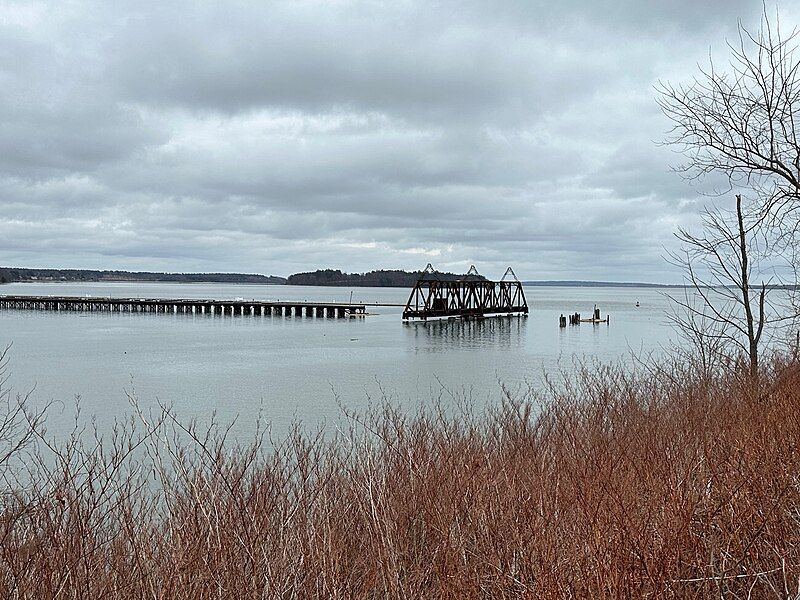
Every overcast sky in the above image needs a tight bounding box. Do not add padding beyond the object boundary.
[0,0,790,281]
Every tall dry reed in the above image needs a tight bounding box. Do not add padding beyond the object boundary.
[0,347,799,598]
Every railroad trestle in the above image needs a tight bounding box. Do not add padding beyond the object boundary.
[0,296,366,319]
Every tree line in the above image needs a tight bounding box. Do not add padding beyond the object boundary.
[286,268,486,287]
[0,268,286,285]
[0,267,484,287]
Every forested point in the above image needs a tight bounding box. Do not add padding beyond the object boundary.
[286,268,486,287]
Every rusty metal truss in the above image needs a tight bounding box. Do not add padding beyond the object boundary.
[402,265,528,321]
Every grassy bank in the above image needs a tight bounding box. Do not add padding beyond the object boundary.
[1,352,800,598]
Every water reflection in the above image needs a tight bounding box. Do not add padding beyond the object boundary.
[404,316,527,351]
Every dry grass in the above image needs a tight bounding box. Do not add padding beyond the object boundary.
[1,347,800,598]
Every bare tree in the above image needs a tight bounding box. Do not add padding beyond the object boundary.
[657,10,800,220]
[666,194,796,380]
[658,9,800,373]
[664,286,729,380]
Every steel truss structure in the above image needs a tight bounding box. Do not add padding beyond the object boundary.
[402,265,528,321]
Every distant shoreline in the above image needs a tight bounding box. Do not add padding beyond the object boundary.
[0,268,286,285]
[7,279,797,291]
[5,279,286,285]
[521,280,685,288]
[0,266,715,288]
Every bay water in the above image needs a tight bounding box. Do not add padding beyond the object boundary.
[0,282,675,439]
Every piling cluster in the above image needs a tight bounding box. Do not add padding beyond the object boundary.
[559,305,609,327]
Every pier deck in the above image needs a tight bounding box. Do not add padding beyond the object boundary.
[0,295,366,318]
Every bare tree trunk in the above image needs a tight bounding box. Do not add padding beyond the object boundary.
[736,195,757,379]
[735,195,767,382]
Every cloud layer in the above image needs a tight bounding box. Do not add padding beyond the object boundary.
[0,0,778,281]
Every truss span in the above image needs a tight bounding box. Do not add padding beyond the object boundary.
[402,265,528,321]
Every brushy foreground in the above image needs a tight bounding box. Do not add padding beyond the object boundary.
[1,353,800,599]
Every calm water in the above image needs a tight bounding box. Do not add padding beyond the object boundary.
[0,282,675,439]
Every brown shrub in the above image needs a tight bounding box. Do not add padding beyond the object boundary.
[1,351,800,598]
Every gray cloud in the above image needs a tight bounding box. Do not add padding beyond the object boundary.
[0,0,786,282]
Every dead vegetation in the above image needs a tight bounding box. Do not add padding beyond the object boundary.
[1,346,800,598]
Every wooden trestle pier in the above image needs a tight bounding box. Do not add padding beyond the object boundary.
[0,295,366,318]
[403,265,528,321]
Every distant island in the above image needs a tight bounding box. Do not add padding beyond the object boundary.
[286,269,485,287]
[0,268,286,285]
